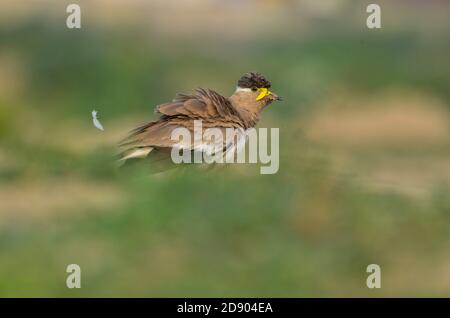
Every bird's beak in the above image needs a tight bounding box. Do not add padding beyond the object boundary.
[272,92,283,102]
[256,88,283,102]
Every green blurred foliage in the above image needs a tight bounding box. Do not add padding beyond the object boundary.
[0,1,449,297]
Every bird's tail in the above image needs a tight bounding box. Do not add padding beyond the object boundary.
[118,146,178,173]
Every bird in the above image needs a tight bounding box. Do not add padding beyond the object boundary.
[119,72,282,170]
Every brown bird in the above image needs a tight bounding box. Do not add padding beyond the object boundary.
[119,72,281,170]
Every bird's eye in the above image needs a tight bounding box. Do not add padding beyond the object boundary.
[251,87,258,92]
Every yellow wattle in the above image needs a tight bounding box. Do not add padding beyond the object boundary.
[256,88,268,101]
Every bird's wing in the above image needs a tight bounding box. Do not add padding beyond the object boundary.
[118,89,245,164]
[119,121,182,148]
[120,89,243,145]
[155,88,241,120]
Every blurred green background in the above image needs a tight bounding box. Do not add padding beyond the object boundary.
[0,0,449,297]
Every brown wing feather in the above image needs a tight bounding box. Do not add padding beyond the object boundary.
[155,89,240,119]
[119,121,179,148]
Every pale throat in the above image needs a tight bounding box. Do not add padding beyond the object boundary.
[234,86,253,93]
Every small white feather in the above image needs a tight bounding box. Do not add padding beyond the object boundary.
[92,110,104,131]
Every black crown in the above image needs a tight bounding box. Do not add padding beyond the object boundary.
[237,72,271,89]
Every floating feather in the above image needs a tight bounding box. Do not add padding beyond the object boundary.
[92,110,104,131]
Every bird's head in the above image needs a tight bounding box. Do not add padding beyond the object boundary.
[232,72,282,109]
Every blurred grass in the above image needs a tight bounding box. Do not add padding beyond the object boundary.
[0,1,450,296]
